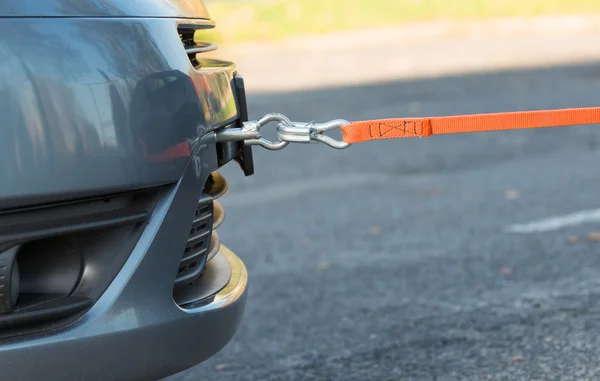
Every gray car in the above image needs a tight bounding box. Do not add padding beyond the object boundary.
[0,1,251,379]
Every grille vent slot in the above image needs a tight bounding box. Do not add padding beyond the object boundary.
[174,172,226,287]
[178,24,217,69]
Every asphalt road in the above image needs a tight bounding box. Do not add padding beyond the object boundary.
[170,62,600,381]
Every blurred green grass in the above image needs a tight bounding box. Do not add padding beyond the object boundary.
[202,0,600,45]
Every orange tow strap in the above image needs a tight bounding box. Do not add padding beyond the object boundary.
[341,106,600,144]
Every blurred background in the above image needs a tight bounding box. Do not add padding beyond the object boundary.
[171,1,600,380]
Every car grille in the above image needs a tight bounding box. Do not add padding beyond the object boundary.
[174,172,226,288]
[178,24,217,69]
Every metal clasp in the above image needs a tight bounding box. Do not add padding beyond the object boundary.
[278,119,351,150]
[215,113,351,150]
[215,113,292,150]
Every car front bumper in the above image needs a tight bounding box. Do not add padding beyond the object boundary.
[0,134,249,380]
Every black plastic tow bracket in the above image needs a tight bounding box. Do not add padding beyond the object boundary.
[217,75,255,176]
[233,75,255,176]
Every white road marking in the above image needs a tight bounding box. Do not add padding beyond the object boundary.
[506,208,600,233]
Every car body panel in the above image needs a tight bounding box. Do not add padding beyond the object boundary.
[0,17,237,209]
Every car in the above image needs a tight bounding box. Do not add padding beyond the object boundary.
[0,1,252,379]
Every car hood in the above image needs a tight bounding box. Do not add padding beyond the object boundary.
[0,0,211,18]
